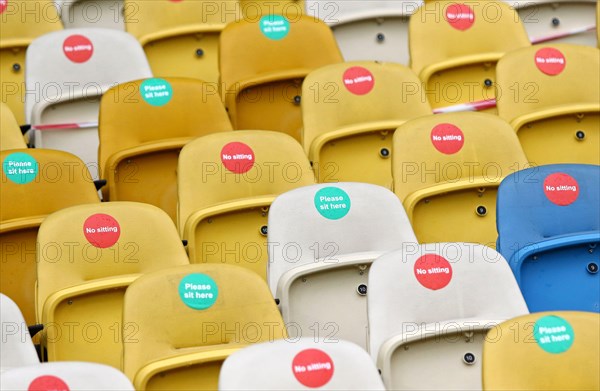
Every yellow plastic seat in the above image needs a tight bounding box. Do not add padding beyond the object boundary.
[178,130,315,280]
[219,15,343,141]
[124,0,241,84]
[496,44,599,165]
[240,0,304,19]
[0,0,63,125]
[36,202,190,369]
[393,112,529,247]
[302,61,432,187]
[510,0,598,46]
[0,149,100,325]
[482,311,600,390]
[0,103,26,150]
[54,0,125,30]
[122,264,287,391]
[409,1,530,113]
[98,77,233,222]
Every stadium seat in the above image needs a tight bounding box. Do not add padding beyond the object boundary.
[36,202,189,368]
[496,164,600,313]
[393,112,529,247]
[268,182,417,349]
[25,28,152,180]
[1,362,134,390]
[409,0,530,113]
[1,149,100,325]
[496,44,599,165]
[241,0,305,19]
[124,0,240,84]
[122,264,287,391]
[0,294,39,373]
[368,243,529,390]
[508,0,598,46]
[482,311,600,391]
[219,14,343,141]
[98,77,233,222]
[0,0,63,125]
[178,130,315,280]
[219,338,386,390]
[54,0,125,30]
[306,0,423,65]
[302,61,432,187]
[0,103,26,150]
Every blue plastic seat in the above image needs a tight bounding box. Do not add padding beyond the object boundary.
[496,164,600,313]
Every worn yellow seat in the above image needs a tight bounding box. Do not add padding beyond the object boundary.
[36,202,189,369]
[482,311,599,390]
[0,149,99,325]
[122,264,287,391]
[99,77,232,222]
[0,103,26,150]
[393,112,529,247]
[302,61,431,187]
[240,0,304,19]
[496,44,599,165]
[219,15,343,141]
[178,131,315,280]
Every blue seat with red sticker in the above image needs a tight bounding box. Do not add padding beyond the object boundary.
[496,164,600,313]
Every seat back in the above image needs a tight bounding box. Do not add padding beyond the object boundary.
[496,44,599,165]
[219,14,343,140]
[368,243,528,390]
[55,0,125,30]
[98,77,232,220]
[393,111,529,247]
[0,294,39,372]
[0,103,26,150]
[0,0,63,125]
[482,311,600,390]
[219,338,385,390]
[123,264,286,390]
[302,61,432,186]
[496,164,600,312]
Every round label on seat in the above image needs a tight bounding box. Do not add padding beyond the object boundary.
[292,349,334,388]
[179,273,218,310]
[534,315,574,354]
[343,67,375,95]
[260,15,290,40]
[535,48,566,76]
[83,214,121,248]
[140,78,173,106]
[314,187,351,220]
[445,3,475,31]
[63,35,94,63]
[28,375,69,391]
[431,123,464,155]
[543,173,579,206]
[414,254,453,290]
[3,152,38,184]
[0,1,8,15]
[221,142,255,174]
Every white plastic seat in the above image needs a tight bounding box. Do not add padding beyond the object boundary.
[54,0,125,30]
[0,294,39,373]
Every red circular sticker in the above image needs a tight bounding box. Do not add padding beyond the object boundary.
[445,3,475,31]
[292,349,334,388]
[63,35,94,63]
[431,123,465,155]
[544,173,579,206]
[221,142,255,174]
[28,376,69,391]
[534,48,566,76]
[83,214,121,248]
[414,254,453,291]
[342,67,375,96]
[0,0,8,15]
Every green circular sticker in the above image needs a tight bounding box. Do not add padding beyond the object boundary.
[260,15,290,40]
[534,315,575,354]
[178,273,218,310]
[3,152,38,184]
[140,78,173,106]
[314,187,351,220]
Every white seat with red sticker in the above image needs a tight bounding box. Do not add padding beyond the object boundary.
[0,294,39,373]
[0,362,134,390]
[368,243,529,390]
[267,182,417,350]
[54,0,125,30]
[219,338,385,390]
